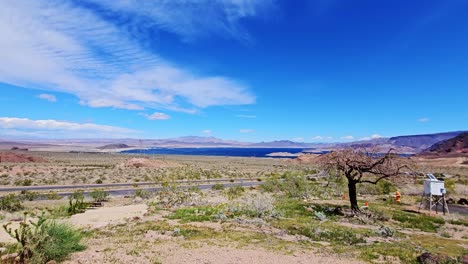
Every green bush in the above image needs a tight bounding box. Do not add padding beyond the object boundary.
[4,213,85,263]
[211,183,225,191]
[155,182,201,208]
[225,185,245,200]
[135,189,153,199]
[261,173,328,199]
[14,179,33,186]
[20,190,39,201]
[444,179,455,194]
[377,180,396,195]
[167,206,219,223]
[90,189,109,202]
[0,194,24,212]
[68,191,87,215]
[33,222,85,263]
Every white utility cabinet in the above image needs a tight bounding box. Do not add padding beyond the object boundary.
[423,173,445,196]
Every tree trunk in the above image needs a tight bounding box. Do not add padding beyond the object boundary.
[347,180,359,213]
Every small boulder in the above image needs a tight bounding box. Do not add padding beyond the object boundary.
[1,253,18,264]
[417,252,456,264]
[457,198,468,205]
[446,198,455,204]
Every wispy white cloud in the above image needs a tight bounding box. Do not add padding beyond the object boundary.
[292,137,304,142]
[0,117,136,138]
[418,117,430,123]
[311,136,334,141]
[359,134,384,141]
[38,93,57,102]
[144,112,171,120]
[202,130,212,135]
[90,0,275,42]
[240,129,254,133]
[341,135,354,140]
[0,1,264,113]
[236,114,256,118]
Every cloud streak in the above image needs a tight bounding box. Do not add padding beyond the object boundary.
[38,94,57,102]
[144,112,171,120]
[0,117,136,138]
[0,1,264,113]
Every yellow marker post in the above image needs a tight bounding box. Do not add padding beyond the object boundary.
[395,191,401,203]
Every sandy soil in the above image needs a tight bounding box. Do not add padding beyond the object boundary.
[65,241,364,264]
[0,221,23,244]
[68,204,148,229]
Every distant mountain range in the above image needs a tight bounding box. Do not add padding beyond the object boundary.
[1,131,467,154]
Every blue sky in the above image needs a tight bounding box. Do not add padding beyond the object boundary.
[0,0,467,141]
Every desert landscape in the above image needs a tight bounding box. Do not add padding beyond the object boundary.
[0,136,466,263]
[1,1,468,263]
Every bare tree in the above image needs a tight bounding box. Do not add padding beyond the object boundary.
[320,148,413,213]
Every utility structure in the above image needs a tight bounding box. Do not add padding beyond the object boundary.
[418,173,449,215]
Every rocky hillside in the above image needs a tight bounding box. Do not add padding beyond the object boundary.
[420,132,468,157]
[388,131,465,152]
[97,144,132,149]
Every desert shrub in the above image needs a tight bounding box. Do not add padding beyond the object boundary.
[135,189,153,200]
[298,225,366,245]
[167,206,219,223]
[20,190,39,201]
[154,181,202,208]
[4,214,85,263]
[240,193,276,218]
[211,183,225,191]
[314,211,327,221]
[32,222,85,263]
[444,179,455,194]
[14,179,33,186]
[67,190,87,215]
[90,189,109,202]
[357,180,396,195]
[262,174,330,199]
[260,177,282,193]
[0,194,24,212]
[377,180,397,194]
[95,179,103,184]
[311,204,344,219]
[224,185,245,200]
[376,226,395,237]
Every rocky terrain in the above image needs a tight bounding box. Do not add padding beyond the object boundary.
[0,152,47,163]
[388,131,465,152]
[420,132,468,157]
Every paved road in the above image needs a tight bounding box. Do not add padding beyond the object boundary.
[42,181,263,198]
[0,178,257,192]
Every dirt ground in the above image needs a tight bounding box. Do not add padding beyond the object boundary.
[65,241,364,264]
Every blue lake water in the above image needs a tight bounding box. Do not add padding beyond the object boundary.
[120,148,323,158]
